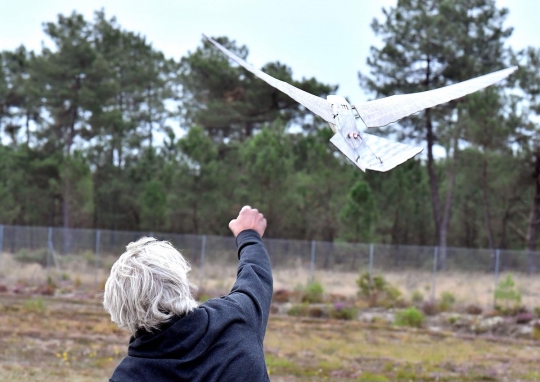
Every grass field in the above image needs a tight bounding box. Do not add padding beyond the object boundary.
[3,251,540,308]
[1,294,540,381]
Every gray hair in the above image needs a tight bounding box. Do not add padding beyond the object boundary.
[103,237,198,335]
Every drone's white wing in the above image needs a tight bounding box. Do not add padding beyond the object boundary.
[354,67,517,128]
[203,35,335,124]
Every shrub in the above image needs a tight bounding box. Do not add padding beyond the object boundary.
[534,307,540,318]
[23,297,46,313]
[395,307,425,328]
[356,372,389,381]
[302,281,324,303]
[422,300,439,316]
[411,290,424,305]
[384,285,403,308]
[195,288,211,303]
[356,272,402,307]
[439,292,456,312]
[330,302,357,320]
[83,250,97,266]
[273,289,292,303]
[495,304,527,316]
[15,248,48,266]
[533,321,540,340]
[465,304,483,315]
[287,303,310,317]
[494,274,522,310]
[516,312,534,324]
[287,303,327,318]
[37,283,56,296]
[308,306,327,318]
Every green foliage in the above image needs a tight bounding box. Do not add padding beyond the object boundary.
[340,179,377,242]
[329,303,357,320]
[83,251,96,266]
[0,6,538,257]
[533,321,540,340]
[198,294,210,303]
[411,290,424,304]
[395,307,425,328]
[359,0,516,258]
[46,275,57,288]
[356,372,389,382]
[23,298,46,313]
[15,248,48,266]
[287,303,310,317]
[356,272,402,308]
[439,291,456,312]
[301,281,324,304]
[495,274,522,310]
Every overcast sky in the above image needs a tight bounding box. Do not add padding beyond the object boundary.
[1,0,538,107]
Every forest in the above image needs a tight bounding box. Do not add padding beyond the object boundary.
[0,0,539,256]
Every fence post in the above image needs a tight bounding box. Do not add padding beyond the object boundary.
[95,230,101,285]
[199,235,206,286]
[310,240,316,283]
[0,225,3,278]
[46,227,51,270]
[494,248,500,308]
[47,227,61,274]
[431,246,438,302]
[368,243,374,283]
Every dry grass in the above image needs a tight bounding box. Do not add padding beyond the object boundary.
[2,251,540,309]
[0,295,125,381]
[1,295,540,381]
[197,263,540,308]
[265,317,540,381]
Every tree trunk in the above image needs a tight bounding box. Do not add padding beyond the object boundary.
[481,158,496,257]
[426,107,448,263]
[438,133,459,270]
[25,112,30,146]
[439,169,454,270]
[63,177,71,254]
[62,75,81,254]
[525,151,540,273]
[424,58,443,254]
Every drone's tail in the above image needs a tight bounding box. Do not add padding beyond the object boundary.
[330,133,367,172]
[330,132,423,172]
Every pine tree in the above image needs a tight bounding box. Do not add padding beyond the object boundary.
[360,0,512,267]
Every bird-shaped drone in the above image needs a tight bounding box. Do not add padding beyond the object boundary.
[203,35,516,172]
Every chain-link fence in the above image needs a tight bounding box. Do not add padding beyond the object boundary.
[1,224,539,307]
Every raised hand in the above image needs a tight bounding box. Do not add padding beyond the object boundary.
[228,206,267,237]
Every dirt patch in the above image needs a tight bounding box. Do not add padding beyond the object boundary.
[1,295,540,381]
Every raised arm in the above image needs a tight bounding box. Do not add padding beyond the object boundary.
[227,206,273,343]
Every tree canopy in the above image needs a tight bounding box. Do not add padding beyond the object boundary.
[0,7,539,260]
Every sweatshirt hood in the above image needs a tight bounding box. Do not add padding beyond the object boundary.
[127,306,210,361]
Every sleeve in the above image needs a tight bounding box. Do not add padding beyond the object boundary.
[225,229,273,343]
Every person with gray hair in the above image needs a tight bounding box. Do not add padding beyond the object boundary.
[103,206,272,381]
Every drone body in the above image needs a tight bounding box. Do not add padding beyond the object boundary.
[202,35,516,172]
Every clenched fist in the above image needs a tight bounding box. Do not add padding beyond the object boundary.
[229,206,267,237]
